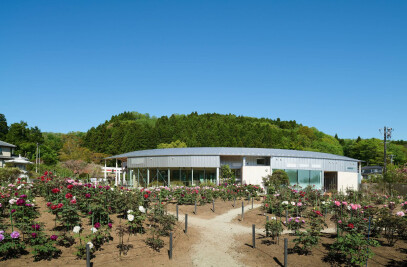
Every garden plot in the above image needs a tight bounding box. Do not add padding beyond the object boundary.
[1,172,406,266]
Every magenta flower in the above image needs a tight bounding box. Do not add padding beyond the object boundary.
[31,224,41,230]
[10,231,20,239]
[50,235,58,241]
[31,232,37,238]
[108,223,112,229]
[94,222,101,229]
[16,198,25,206]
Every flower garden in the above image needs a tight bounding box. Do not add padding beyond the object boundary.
[0,171,261,266]
[0,171,406,266]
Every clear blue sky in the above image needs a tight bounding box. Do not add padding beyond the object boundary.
[1,1,406,140]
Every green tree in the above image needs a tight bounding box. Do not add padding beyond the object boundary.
[157,140,187,149]
[262,170,289,194]
[220,164,235,184]
[0,113,8,140]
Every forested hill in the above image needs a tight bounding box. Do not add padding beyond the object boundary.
[82,112,344,156]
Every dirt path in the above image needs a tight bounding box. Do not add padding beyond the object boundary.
[175,204,337,267]
[175,204,262,267]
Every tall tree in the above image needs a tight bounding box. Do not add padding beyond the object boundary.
[0,114,8,140]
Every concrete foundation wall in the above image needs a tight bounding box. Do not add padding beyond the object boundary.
[242,166,271,186]
[337,171,359,192]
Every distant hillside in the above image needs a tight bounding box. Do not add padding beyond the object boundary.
[83,111,344,156]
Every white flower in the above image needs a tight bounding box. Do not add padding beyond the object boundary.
[138,206,146,213]
[271,217,277,220]
[73,226,81,233]
[321,201,326,205]
[282,201,288,205]
[127,209,133,214]
[17,185,22,190]
[87,241,94,249]
[91,227,98,233]
[347,206,351,210]
[9,199,16,205]
[128,214,135,222]
[291,202,296,206]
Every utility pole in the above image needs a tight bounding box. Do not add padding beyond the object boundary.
[36,143,38,173]
[379,126,393,175]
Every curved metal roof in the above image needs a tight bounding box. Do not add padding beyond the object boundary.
[107,147,360,162]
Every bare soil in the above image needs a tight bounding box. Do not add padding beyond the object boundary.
[234,232,407,267]
[2,197,199,267]
[166,199,263,220]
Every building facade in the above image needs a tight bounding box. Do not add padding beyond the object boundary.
[106,147,362,192]
[0,140,17,168]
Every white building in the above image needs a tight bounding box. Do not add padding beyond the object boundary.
[106,147,361,191]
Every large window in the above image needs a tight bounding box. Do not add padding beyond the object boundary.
[279,169,322,189]
[285,169,298,185]
[298,170,310,188]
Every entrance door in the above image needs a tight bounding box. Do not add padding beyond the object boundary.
[324,172,338,191]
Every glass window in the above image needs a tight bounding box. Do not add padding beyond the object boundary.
[285,169,298,185]
[256,158,265,165]
[310,170,321,189]
[298,170,310,188]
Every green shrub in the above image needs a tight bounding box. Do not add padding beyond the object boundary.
[262,170,289,194]
[0,167,21,184]
[329,233,379,266]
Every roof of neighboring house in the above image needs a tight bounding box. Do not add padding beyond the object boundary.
[0,140,17,148]
[107,147,360,162]
[361,166,383,170]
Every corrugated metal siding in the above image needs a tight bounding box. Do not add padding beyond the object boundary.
[107,147,360,162]
[220,156,243,169]
[128,156,220,168]
[271,157,358,173]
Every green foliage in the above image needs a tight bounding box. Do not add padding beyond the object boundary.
[0,167,21,184]
[0,113,8,139]
[85,112,352,156]
[0,233,27,260]
[221,164,235,184]
[293,230,319,255]
[157,140,187,149]
[262,170,289,193]
[329,233,380,266]
[375,209,407,246]
[28,234,61,261]
[265,218,283,241]
[145,237,164,251]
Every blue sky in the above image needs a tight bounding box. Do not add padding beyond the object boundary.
[1,1,406,140]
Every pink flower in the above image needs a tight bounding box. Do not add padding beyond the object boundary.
[297,202,302,207]
[396,211,405,217]
[334,201,341,207]
[338,220,342,224]
[342,201,348,206]
[70,199,77,204]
